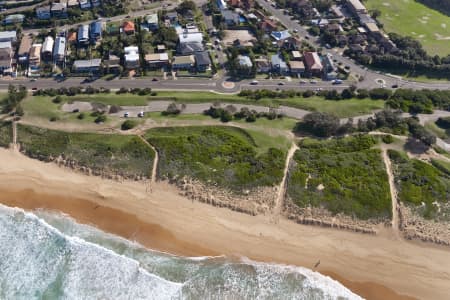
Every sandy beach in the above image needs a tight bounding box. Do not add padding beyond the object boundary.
[0,147,448,300]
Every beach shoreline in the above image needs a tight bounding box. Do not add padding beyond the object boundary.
[0,148,448,300]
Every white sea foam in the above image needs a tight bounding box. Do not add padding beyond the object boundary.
[0,204,363,300]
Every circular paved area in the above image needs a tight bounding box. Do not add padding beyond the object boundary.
[222,81,235,89]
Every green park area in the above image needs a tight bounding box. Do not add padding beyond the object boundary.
[287,135,392,220]
[366,0,450,56]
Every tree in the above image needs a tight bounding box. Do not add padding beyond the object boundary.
[299,112,340,137]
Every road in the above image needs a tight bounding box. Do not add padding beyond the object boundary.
[0,76,350,94]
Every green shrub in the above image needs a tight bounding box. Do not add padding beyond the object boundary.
[94,115,107,124]
[52,96,63,104]
[382,134,394,144]
[121,120,138,130]
[77,113,85,120]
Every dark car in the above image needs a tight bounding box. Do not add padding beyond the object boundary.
[152,78,159,82]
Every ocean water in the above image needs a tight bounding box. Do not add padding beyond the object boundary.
[0,204,363,300]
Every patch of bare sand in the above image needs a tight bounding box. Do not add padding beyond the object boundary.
[0,148,449,300]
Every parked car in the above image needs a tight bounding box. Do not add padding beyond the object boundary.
[310,80,318,84]
[124,112,129,118]
[299,80,307,84]
[152,78,158,81]
[138,111,144,117]
[250,80,259,85]
[278,82,285,85]
[332,79,343,85]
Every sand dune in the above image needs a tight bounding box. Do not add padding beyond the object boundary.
[0,148,448,300]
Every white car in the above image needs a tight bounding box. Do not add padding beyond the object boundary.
[124,112,129,118]
[250,80,259,85]
[138,111,144,118]
[310,80,318,84]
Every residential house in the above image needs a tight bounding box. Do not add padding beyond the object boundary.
[3,14,25,25]
[261,18,277,32]
[90,21,102,41]
[41,36,54,61]
[178,32,203,44]
[177,42,203,55]
[346,0,367,15]
[68,31,77,43]
[78,25,89,44]
[0,42,13,73]
[0,31,17,43]
[303,51,323,75]
[172,55,195,70]
[271,54,289,75]
[17,35,32,64]
[143,14,159,31]
[51,2,68,18]
[144,53,169,69]
[123,21,135,35]
[270,30,291,42]
[195,51,211,72]
[165,12,178,24]
[222,10,239,27]
[29,44,42,68]
[67,0,79,7]
[254,57,270,73]
[36,6,51,20]
[53,36,66,63]
[124,46,140,69]
[79,0,92,9]
[291,51,302,61]
[289,60,305,76]
[237,55,252,68]
[104,54,121,72]
[326,23,342,35]
[72,59,102,73]
[91,0,101,7]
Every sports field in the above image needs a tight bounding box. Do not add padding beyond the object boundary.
[366,0,450,56]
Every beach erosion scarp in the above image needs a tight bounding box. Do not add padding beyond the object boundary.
[0,148,449,300]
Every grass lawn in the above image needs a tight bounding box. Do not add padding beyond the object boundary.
[366,0,450,56]
[17,124,155,179]
[145,126,287,191]
[287,135,392,220]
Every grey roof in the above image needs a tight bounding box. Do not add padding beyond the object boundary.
[73,59,102,68]
[271,54,287,69]
[194,51,211,66]
[53,37,66,58]
[222,10,239,23]
[78,24,89,41]
[178,42,203,55]
[0,31,16,42]
[0,41,12,49]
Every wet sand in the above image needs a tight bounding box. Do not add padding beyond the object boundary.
[0,148,448,299]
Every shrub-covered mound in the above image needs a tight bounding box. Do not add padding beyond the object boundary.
[287,135,391,220]
[145,126,286,192]
[389,150,450,221]
[17,124,154,178]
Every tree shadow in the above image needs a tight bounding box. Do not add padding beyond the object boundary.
[403,137,429,155]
